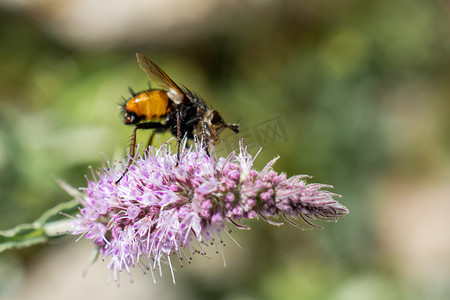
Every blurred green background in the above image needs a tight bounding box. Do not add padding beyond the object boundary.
[1,0,450,299]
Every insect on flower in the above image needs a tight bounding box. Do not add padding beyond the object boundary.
[116,53,240,184]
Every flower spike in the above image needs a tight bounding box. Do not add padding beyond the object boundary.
[70,139,348,282]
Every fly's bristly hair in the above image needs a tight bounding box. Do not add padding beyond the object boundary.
[118,88,137,114]
[118,97,128,117]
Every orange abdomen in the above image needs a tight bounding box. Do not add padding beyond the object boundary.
[125,90,171,120]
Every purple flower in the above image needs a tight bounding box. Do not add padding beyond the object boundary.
[71,140,348,283]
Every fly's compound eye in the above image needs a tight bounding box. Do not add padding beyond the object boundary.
[124,112,139,124]
[210,110,222,125]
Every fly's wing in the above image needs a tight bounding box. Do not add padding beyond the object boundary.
[136,53,185,104]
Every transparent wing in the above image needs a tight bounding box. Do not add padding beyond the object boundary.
[136,53,185,104]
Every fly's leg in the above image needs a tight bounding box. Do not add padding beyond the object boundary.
[144,128,164,155]
[115,122,166,185]
[185,113,208,153]
[200,118,210,155]
[176,107,181,165]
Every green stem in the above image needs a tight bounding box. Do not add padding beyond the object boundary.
[0,199,80,253]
